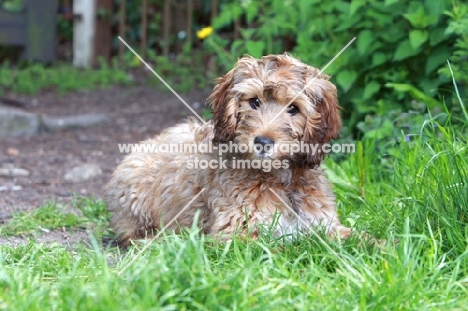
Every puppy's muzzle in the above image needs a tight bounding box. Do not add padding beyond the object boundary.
[254,136,275,156]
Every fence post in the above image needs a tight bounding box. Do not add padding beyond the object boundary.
[94,0,112,64]
[140,0,147,58]
[211,0,218,24]
[163,0,170,57]
[25,0,58,62]
[186,0,192,50]
[118,0,126,64]
[73,0,96,67]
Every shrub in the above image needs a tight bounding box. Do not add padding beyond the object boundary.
[439,1,468,95]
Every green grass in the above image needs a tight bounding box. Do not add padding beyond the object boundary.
[1,103,467,310]
[0,203,82,236]
[0,60,131,96]
[0,197,109,237]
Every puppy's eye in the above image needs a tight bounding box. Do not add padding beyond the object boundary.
[249,98,261,110]
[287,104,299,115]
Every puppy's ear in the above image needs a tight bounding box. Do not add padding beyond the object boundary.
[302,72,342,168]
[303,71,342,143]
[207,69,237,144]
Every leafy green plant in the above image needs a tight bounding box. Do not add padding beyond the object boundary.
[439,0,468,95]
[144,43,215,92]
[0,59,131,95]
[1,0,24,13]
[353,100,449,162]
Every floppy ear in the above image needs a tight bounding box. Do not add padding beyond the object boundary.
[302,72,341,143]
[207,69,237,144]
[301,72,342,168]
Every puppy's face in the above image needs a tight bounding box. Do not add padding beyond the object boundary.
[207,54,341,169]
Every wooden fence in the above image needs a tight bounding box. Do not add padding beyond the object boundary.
[0,0,230,66]
[118,0,214,60]
[0,0,57,62]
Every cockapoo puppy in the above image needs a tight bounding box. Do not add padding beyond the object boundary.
[105,53,354,245]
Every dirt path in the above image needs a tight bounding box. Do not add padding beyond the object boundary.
[0,85,211,220]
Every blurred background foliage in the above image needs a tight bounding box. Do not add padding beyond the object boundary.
[0,0,466,144]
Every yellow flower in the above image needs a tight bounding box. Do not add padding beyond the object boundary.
[197,27,213,40]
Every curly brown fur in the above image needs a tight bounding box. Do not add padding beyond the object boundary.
[105,53,352,246]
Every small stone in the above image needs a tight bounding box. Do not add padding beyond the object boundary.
[64,163,102,183]
[0,167,30,177]
[38,226,50,233]
[0,212,12,220]
[116,118,127,125]
[42,113,108,131]
[56,190,71,197]
[0,106,40,137]
[192,101,201,109]
[6,147,19,156]
[0,185,23,191]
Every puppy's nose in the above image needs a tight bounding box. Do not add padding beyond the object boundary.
[254,136,275,146]
[254,136,275,153]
